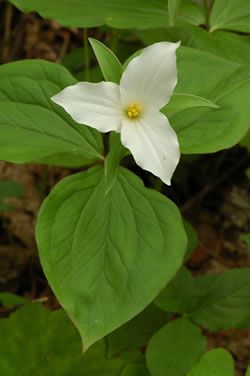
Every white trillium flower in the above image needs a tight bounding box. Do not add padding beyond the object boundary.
[52,42,181,185]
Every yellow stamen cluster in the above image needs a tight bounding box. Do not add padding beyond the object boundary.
[126,103,142,119]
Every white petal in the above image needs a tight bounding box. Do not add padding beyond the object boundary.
[121,109,180,185]
[52,82,122,133]
[120,42,180,110]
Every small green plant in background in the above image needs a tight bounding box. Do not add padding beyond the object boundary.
[0,0,249,374]
[0,181,23,211]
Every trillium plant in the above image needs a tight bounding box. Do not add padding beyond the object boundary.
[38,40,190,349]
[1,0,250,369]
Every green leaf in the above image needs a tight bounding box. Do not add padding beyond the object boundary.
[0,303,137,375]
[8,0,204,29]
[89,38,123,84]
[0,181,23,200]
[62,47,86,72]
[104,132,128,194]
[0,292,27,307]
[240,130,250,152]
[119,349,145,363]
[162,93,219,117]
[241,233,250,246]
[168,0,182,26]
[121,364,150,376]
[0,60,103,166]
[189,268,250,331]
[183,219,198,260]
[107,304,168,357]
[246,366,250,376]
[137,26,250,65]
[182,274,218,314]
[146,318,206,376]
[210,0,250,32]
[36,165,187,350]
[173,47,250,153]
[186,349,235,376]
[0,181,23,211]
[192,274,218,301]
[179,0,204,25]
[154,267,194,313]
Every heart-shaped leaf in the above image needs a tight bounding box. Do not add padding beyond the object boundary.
[146,318,206,376]
[186,349,235,376]
[36,165,187,349]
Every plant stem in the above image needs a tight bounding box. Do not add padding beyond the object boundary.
[83,28,90,81]
[203,0,210,30]
[39,165,49,200]
[2,3,13,63]
[154,177,164,192]
[110,29,120,54]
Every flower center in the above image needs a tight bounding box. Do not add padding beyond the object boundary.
[126,103,142,119]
